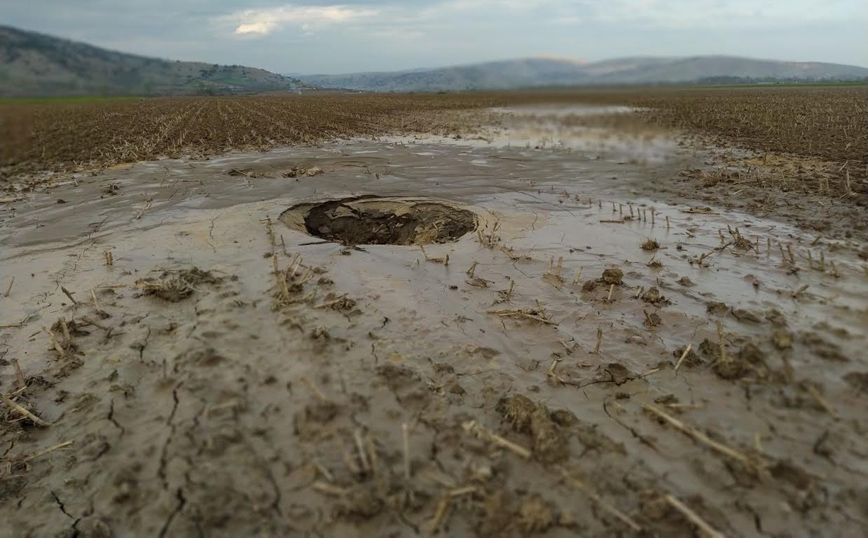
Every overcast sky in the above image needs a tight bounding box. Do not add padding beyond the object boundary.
[3,1,866,73]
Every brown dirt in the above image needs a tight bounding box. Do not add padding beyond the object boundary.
[1,102,867,538]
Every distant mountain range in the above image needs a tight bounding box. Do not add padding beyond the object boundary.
[295,56,868,92]
[0,25,311,97]
[3,24,867,98]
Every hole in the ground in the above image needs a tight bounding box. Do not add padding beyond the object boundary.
[280,196,477,246]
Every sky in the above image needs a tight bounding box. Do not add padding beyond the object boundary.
[2,0,866,74]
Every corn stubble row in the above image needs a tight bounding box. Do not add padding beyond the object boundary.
[1,86,865,181]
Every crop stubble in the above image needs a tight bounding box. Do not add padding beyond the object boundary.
[2,86,865,184]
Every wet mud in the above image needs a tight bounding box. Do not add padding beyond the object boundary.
[1,106,867,538]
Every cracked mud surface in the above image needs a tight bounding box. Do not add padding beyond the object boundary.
[1,106,867,537]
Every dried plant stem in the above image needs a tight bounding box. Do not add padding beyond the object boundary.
[450,486,477,497]
[22,440,74,464]
[43,326,66,357]
[593,328,603,354]
[716,322,728,363]
[61,286,78,305]
[91,290,108,316]
[573,267,583,284]
[429,496,451,531]
[313,461,335,482]
[805,385,839,418]
[289,253,302,276]
[664,494,725,538]
[560,469,642,532]
[313,294,349,310]
[365,436,379,477]
[265,216,275,247]
[11,358,25,390]
[134,200,152,220]
[0,313,35,329]
[354,430,370,473]
[60,318,71,343]
[300,377,326,402]
[0,393,50,427]
[792,284,809,298]
[674,344,693,372]
[312,481,347,496]
[642,404,764,476]
[402,423,411,481]
[462,420,531,459]
[80,316,108,331]
[489,308,554,325]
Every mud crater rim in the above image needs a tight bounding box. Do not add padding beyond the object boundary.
[279,196,478,246]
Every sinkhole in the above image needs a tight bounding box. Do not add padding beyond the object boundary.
[279,196,478,246]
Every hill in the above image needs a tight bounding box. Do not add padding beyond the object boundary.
[296,56,868,92]
[0,25,310,97]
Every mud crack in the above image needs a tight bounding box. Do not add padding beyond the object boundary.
[157,488,187,538]
[108,399,126,435]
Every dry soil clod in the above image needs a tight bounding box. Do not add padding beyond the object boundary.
[641,238,660,251]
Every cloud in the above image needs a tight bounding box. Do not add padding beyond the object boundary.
[576,0,855,29]
[236,22,279,35]
[2,0,866,72]
[222,4,379,36]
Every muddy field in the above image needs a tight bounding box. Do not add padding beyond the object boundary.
[2,102,868,538]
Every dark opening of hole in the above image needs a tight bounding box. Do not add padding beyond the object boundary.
[292,197,477,246]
